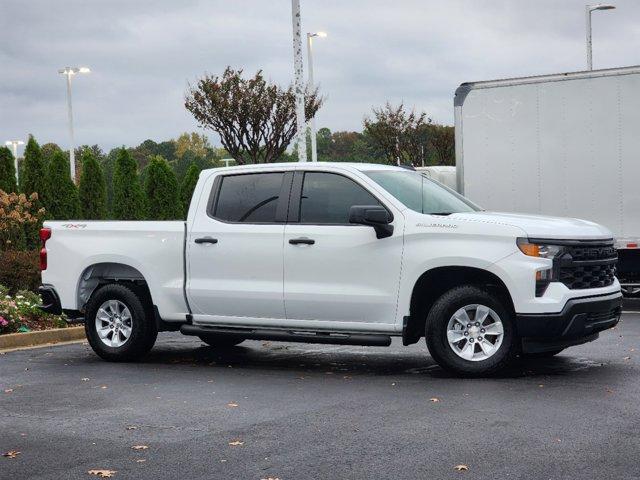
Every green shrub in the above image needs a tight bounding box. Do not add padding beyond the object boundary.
[144,155,181,220]
[0,147,17,193]
[0,250,41,294]
[46,150,80,220]
[20,136,47,203]
[19,136,47,248]
[79,149,107,219]
[180,162,200,218]
[112,148,147,220]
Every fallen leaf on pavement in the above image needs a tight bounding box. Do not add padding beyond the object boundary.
[454,464,469,472]
[228,440,244,446]
[227,402,239,408]
[430,397,440,403]
[88,470,116,478]
[3,450,21,459]
[131,445,148,451]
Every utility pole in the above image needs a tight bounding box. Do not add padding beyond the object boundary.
[291,0,307,162]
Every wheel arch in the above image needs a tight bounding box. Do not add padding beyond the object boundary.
[77,262,151,312]
[403,266,515,346]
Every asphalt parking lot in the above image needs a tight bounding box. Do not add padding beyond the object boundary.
[2,312,640,480]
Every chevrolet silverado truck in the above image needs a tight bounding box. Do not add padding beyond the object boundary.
[39,162,622,375]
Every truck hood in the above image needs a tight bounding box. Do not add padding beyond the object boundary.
[450,211,613,240]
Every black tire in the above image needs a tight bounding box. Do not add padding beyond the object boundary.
[85,283,158,362]
[523,349,564,359]
[425,285,518,376]
[198,334,245,348]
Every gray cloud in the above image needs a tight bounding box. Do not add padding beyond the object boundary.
[1,0,639,154]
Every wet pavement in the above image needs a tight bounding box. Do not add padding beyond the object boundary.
[1,313,639,479]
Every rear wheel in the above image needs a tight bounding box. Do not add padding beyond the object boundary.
[85,283,157,362]
[198,334,245,348]
[425,285,518,376]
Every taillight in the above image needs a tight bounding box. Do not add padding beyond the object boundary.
[40,227,51,271]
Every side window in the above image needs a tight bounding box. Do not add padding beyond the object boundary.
[213,173,284,223]
[299,172,382,224]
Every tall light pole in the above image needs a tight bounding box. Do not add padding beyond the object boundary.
[58,66,90,181]
[291,0,307,162]
[586,4,616,70]
[306,31,326,162]
[5,140,24,183]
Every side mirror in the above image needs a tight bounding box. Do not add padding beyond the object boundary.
[349,205,394,239]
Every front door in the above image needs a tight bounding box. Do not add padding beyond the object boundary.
[283,171,403,328]
[187,171,291,323]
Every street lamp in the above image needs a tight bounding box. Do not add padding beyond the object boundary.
[4,140,24,183]
[586,4,616,70]
[58,66,91,181]
[306,31,327,163]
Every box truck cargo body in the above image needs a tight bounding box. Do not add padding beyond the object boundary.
[454,66,640,295]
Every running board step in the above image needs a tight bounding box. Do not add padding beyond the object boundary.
[180,325,392,347]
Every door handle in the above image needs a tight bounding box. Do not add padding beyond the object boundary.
[195,237,218,244]
[289,237,315,245]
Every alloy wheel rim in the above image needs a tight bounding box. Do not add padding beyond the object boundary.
[95,300,133,348]
[446,304,504,362]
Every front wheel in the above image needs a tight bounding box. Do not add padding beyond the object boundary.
[425,285,518,376]
[85,283,157,362]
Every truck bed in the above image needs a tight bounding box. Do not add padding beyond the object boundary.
[41,221,188,320]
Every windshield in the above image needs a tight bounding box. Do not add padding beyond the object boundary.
[364,170,480,215]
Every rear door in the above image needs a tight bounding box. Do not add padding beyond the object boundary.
[187,171,292,323]
[283,170,403,328]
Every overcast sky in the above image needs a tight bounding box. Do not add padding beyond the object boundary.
[1,0,639,154]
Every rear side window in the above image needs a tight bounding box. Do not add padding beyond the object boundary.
[213,173,285,223]
[299,172,382,224]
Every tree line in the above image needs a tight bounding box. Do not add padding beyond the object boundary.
[0,134,207,228]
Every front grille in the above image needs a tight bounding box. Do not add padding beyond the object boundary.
[557,241,617,290]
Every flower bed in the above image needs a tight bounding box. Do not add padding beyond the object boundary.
[0,285,67,334]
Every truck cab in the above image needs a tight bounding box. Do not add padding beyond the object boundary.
[39,162,622,376]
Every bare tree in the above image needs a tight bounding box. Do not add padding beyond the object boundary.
[363,103,431,165]
[429,124,455,165]
[185,67,323,164]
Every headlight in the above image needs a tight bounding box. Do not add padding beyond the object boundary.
[517,238,563,259]
[516,238,564,297]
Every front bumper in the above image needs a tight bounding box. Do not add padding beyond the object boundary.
[516,292,622,353]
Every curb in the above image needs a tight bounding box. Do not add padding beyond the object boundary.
[0,326,85,350]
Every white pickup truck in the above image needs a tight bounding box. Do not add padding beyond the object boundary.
[39,162,622,375]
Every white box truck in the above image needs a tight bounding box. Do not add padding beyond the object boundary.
[454,66,640,296]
